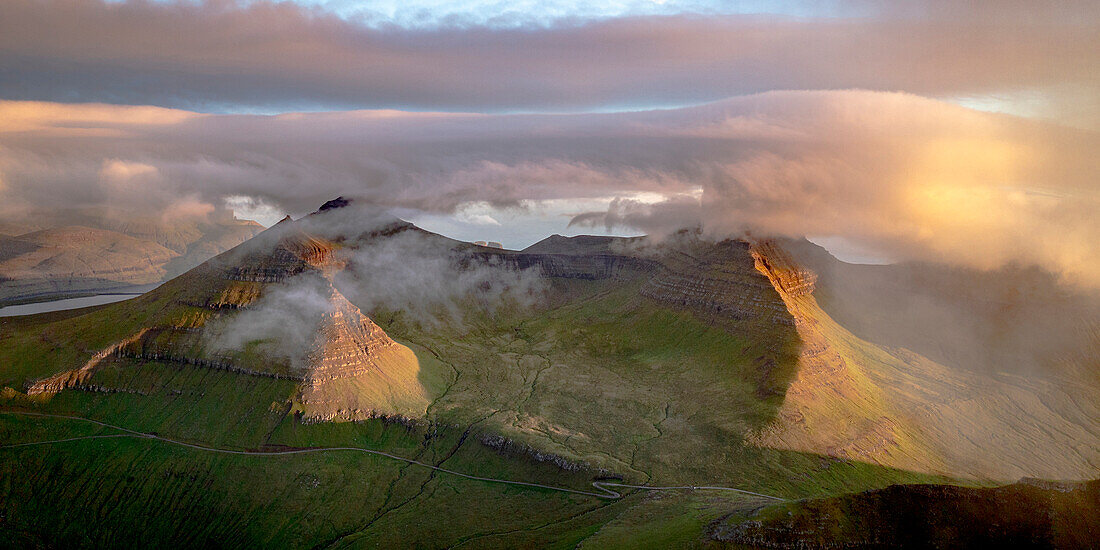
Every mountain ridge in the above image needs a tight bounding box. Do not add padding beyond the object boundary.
[2,201,1098,547]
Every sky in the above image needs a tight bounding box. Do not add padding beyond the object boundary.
[0,0,1097,283]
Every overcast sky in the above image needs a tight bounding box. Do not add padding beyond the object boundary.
[1,0,1097,284]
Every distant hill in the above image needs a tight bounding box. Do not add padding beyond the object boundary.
[520,234,625,255]
[0,214,263,303]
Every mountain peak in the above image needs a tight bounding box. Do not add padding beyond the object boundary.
[318,196,351,212]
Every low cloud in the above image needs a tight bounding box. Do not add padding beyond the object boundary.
[207,271,335,363]
[0,91,1097,288]
[335,230,545,328]
[207,225,545,358]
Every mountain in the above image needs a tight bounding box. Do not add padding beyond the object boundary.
[0,226,176,299]
[1,200,1097,548]
[746,240,1100,480]
[0,213,263,303]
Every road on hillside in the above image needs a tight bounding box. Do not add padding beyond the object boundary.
[0,410,786,502]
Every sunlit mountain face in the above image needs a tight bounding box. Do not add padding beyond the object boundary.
[1,1,1097,548]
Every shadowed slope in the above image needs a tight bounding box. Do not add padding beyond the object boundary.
[711,479,1100,548]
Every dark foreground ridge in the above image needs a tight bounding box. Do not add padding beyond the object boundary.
[712,477,1100,548]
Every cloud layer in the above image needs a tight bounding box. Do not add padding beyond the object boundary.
[0,90,1097,287]
[0,0,1097,125]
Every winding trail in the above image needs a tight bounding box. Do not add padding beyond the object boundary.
[0,410,785,502]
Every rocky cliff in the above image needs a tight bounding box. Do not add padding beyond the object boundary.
[513,234,794,323]
[297,284,428,420]
[640,239,792,324]
[745,239,1100,481]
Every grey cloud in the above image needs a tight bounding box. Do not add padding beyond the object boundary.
[206,271,335,363]
[0,0,1096,122]
[335,231,546,328]
[569,195,703,237]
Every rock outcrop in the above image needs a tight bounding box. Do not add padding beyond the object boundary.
[296,284,429,420]
[27,328,154,395]
[640,240,792,323]
[497,252,655,281]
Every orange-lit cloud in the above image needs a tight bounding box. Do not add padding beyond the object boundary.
[0,91,1096,288]
[0,101,197,135]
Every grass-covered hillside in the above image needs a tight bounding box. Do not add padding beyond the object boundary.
[2,206,1091,548]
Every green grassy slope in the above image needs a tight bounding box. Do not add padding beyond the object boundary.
[376,277,947,499]
[1,223,965,548]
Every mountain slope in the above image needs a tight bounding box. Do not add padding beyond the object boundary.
[296,281,430,420]
[0,226,176,300]
[2,204,1097,547]
[15,215,441,423]
[6,211,1096,483]
[747,240,1100,480]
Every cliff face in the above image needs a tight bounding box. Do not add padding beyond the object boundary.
[297,286,428,420]
[224,231,341,283]
[745,239,1100,481]
[511,234,794,324]
[749,240,817,297]
[640,240,792,324]
[495,252,655,281]
[27,329,154,395]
